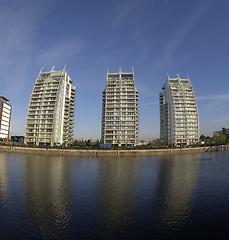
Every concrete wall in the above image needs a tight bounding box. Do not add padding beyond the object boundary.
[1,145,228,157]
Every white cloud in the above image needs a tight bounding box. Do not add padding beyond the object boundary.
[196,94,229,101]
[153,1,216,70]
[209,116,229,124]
[111,0,140,28]
[37,37,84,64]
[0,0,58,135]
[0,0,54,98]
[98,55,114,65]
[197,93,229,111]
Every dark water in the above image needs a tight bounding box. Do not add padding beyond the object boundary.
[1,151,229,239]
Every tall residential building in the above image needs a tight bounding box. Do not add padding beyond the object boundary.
[0,96,12,140]
[101,69,139,147]
[25,68,76,146]
[160,75,199,146]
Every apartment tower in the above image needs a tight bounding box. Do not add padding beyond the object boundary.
[101,69,139,147]
[160,75,199,146]
[25,67,76,146]
[0,96,12,140]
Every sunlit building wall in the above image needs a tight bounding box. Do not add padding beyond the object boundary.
[0,96,12,140]
[160,76,199,146]
[101,69,139,146]
[25,68,76,146]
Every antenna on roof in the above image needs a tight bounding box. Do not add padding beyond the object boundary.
[51,66,55,72]
[132,66,134,73]
[167,73,170,79]
[187,74,190,80]
[107,67,109,73]
[63,65,66,71]
[37,67,43,79]
[177,73,181,79]
[119,66,122,73]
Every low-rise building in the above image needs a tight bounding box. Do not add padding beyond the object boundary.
[213,127,229,139]
[0,96,12,140]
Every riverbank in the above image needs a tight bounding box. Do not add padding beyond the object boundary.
[0,145,229,157]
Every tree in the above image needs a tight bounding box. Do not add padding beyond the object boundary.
[213,134,227,144]
[213,135,220,143]
[219,134,227,143]
[86,139,93,146]
[95,140,100,147]
[72,140,86,147]
[200,135,206,140]
[153,139,163,146]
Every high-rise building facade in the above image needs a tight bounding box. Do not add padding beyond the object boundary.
[25,68,76,146]
[0,96,12,140]
[160,75,199,146]
[101,69,139,147]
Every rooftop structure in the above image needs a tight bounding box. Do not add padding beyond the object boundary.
[101,68,139,147]
[25,67,76,146]
[160,75,199,146]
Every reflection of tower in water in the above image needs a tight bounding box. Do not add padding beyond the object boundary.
[0,153,10,205]
[98,158,137,228]
[23,155,72,237]
[155,154,199,227]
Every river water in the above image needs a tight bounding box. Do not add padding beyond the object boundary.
[0,151,229,239]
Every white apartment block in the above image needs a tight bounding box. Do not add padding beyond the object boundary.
[160,75,199,146]
[25,68,76,146]
[101,69,139,147]
[0,97,12,140]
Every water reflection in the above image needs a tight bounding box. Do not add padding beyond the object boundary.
[0,153,10,206]
[98,157,137,228]
[1,151,229,239]
[23,155,73,237]
[155,154,199,228]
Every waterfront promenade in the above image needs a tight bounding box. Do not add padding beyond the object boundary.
[0,145,228,157]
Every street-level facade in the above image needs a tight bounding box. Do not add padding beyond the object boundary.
[0,96,12,140]
[101,70,139,147]
[25,68,76,146]
[160,76,199,146]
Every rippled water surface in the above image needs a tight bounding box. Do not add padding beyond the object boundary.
[1,151,229,239]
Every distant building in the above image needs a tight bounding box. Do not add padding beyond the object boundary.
[0,96,12,140]
[101,69,139,147]
[11,136,25,144]
[160,75,199,146]
[213,127,229,139]
[25,68,76,146]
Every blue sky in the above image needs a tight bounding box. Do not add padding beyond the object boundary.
[1,0,229,140]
